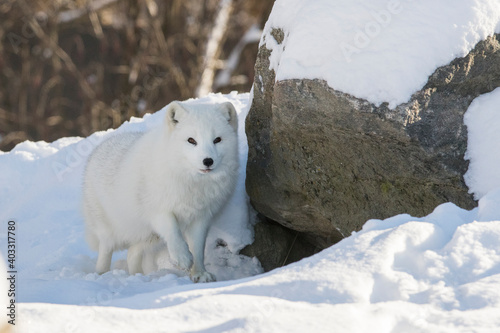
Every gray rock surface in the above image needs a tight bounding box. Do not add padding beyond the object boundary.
[246,32,500,249]
[240,214,318,272]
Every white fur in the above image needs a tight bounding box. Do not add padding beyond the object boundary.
[82,101,239,283]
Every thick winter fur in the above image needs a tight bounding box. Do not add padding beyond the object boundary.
[82,101,239,283]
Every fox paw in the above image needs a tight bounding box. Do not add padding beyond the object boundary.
[191,270,216,283]
[171,249,193,271]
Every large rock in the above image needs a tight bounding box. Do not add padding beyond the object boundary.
[246,32,500,249]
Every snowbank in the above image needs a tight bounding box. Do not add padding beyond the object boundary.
[262,0,500,107]
[16,191,500,332]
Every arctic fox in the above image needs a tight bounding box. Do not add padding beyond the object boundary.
[82,101,239,283]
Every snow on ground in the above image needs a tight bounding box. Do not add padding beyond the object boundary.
[0,90,500,332]
[14,190,500,332]
[262,0,500,107]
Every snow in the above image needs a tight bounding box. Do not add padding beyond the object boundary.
[11,192,500,332]
[1,90,500,331]
[261,0,500,107]
[464,87,500,200]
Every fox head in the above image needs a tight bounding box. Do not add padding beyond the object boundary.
[164,101,239,176]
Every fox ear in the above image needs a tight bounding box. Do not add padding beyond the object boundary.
[218,102,238,132]
[165,101,187,130]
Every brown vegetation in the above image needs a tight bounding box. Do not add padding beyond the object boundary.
[0,0,273,151]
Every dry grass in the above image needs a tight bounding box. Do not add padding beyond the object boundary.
[0,0,273,151]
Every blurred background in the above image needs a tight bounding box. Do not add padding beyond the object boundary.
[0,0,274,151]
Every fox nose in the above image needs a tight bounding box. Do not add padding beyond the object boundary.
[203,158,214,167]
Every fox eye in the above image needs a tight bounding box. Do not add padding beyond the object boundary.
[213,137,222,144]
[187,138,197,145]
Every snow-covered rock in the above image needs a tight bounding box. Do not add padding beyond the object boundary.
[246,0,500,257]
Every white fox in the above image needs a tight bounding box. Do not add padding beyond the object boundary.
[82,101,239,282]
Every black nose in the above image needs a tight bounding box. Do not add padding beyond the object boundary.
[203,158,214,167]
